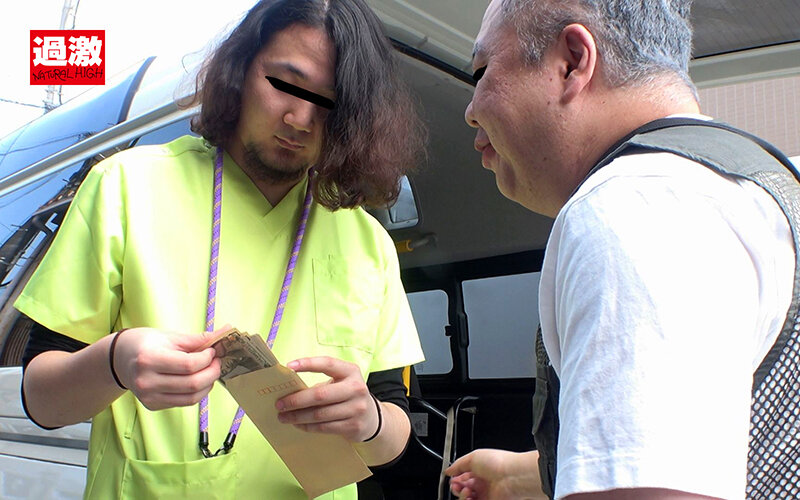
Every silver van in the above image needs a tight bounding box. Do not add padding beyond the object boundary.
[0,1,798,498]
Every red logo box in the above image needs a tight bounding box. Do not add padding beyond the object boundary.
[30,30,105,85]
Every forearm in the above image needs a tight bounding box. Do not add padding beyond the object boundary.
[23,334,124,428]
[353,401,410,466]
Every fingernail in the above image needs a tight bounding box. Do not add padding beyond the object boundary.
[275,400,284,411]
[286,361,299,370]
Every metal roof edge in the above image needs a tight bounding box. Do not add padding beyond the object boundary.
[690,41,800,89]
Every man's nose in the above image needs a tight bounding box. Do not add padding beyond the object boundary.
[284,100,316,133]
[464,99,479,129]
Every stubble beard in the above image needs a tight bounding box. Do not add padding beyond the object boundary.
[242,143,311,184]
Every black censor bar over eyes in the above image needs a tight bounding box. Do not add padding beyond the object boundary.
[266,76,335,110]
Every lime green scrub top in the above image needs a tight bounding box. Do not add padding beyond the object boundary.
[15,136,425,499]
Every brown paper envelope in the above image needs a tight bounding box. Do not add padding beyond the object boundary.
[224,365,372,498]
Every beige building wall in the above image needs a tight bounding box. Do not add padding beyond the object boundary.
[698,75,800,157]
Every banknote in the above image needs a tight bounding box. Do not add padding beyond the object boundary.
[199,327,279,382]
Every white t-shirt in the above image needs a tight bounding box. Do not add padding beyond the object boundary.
[539,151,795,499]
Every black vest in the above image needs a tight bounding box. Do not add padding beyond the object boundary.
[533,118,800,499]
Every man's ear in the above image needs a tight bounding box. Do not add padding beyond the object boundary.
[557,23,597,103]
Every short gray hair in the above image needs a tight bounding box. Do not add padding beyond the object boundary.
[501,0,696,92]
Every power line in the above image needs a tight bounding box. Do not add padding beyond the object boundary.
[0,98,46,110]
[46,0,82,111]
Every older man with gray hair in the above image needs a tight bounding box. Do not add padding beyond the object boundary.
[446,0,800,499]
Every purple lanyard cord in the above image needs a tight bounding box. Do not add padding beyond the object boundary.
[199,146,314,458]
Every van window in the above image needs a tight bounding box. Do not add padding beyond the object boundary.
[0,62,146,179]
[462,272,540,379]
[407,289,451,375]
[0,162,86,304]
[0,159,90,366]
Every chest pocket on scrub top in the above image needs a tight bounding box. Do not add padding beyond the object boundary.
[312,256,381,358]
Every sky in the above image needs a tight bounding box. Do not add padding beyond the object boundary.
[0,0,259,139]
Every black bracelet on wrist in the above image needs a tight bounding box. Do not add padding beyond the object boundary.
[109,329,129,390]
[362,393,383,442]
